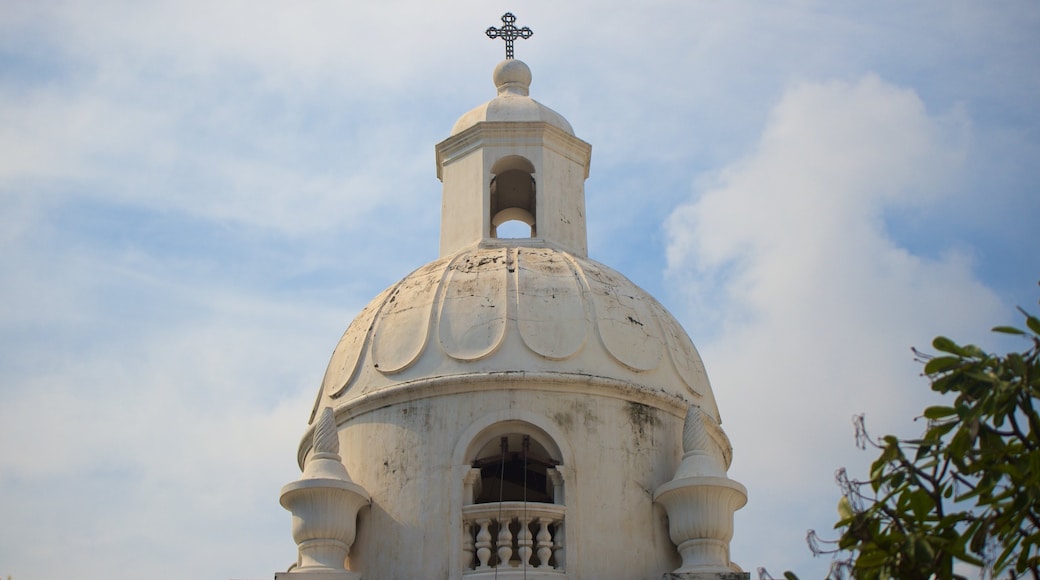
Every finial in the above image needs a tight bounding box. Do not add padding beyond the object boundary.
[299,406,351,480]
[681,404,734,471]
[313,407,339,457]
[681,405,709,454]
[486,12,533,59]
[493,59,532,96]
[280,405,371,574]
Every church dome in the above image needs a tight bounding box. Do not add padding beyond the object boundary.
[275,29,748,576]
[450,59,574,136]
[309,243,720,424]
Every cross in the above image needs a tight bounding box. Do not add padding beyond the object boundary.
[486,13,533,59]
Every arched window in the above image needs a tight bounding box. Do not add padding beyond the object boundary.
[460,422,567,576]
[490,156,536,239]
[471,434,556,503]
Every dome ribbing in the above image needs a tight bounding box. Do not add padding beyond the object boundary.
[309,245,720,425]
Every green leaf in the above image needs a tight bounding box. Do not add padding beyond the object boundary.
[923,405,957,419]
[925,420,957,441]
[1023,315,1040,338]
[932,336,961,354]
[968,343,989,356]
[825,302,1040,579]
[924,355,962,374]
[909,488,934,520]
[838,495,855,520]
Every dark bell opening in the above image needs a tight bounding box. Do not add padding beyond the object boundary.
[472,435,558,504]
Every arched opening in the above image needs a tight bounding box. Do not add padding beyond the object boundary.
[472,434,557,504]
[459,419,568,573]
[490,156,536,239]
[491,207,535,240]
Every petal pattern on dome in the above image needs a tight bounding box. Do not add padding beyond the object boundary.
[438,248,509,361]
[371,259,449,374]
[316,246,719,412]
[324,284,396,401]
[516,248,588,360]
[656,308,709,400]
[576,257,663,372]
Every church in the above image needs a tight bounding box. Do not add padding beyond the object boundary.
[271,14,747,580]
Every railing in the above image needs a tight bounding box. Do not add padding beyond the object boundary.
[462,501,565,576]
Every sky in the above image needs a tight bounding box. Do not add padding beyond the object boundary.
[1,1,1038,579]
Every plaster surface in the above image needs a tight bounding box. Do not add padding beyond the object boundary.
[329,385,683,579]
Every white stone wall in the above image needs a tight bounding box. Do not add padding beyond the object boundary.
[332,383,684,579]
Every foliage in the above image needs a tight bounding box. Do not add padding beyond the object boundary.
[804,306,1040,579]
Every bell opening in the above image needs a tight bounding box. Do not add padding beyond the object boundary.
[490,156,536,239]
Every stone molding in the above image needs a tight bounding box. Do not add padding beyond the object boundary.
[299,372,689,466]
[436,122,592,179]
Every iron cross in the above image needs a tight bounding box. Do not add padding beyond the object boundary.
[486,13,533,59]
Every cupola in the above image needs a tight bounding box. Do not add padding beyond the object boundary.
[435,59,592,257]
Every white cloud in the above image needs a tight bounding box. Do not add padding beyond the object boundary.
[0,270,344,578]
[0,76,438,238]
[665,74,1005,574]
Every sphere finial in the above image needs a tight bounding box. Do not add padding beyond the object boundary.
[493,58,532,96]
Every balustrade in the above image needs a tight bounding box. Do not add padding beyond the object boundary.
[462,501,565,577]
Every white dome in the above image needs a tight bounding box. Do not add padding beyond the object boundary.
[450,59,574,136]
[280,54,747,579]
[309,244,720,424]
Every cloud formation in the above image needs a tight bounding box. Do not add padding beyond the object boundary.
[666,74,1005,575]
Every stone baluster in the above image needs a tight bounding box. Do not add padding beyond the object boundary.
[475,518,493,569]
[462,521,475,570]
[535,517,552,568]
[496,517,514,567]
[552,520,565,570]
[461,503,565,574]
[517,514,534,567]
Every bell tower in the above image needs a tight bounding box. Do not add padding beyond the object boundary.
[435,58,592,257]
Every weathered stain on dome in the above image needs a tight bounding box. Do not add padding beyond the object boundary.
[516,248,588,360]
[312,245,719,424]
[577,256,664,372]
[438,248,509,361]
[368,260,443,374]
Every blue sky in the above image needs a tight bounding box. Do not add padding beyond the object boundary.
[1,1,1038,578]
